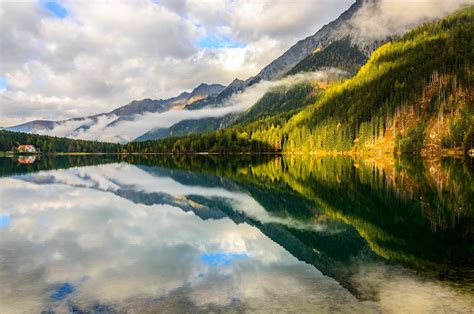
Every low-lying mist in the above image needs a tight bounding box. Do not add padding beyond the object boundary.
[38,69,343,143]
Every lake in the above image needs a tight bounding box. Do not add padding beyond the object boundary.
[0,155,472,313]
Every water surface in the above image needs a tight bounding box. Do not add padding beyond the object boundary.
[0,155,472,313]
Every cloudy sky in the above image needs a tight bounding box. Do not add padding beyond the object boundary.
[0,0,353,126]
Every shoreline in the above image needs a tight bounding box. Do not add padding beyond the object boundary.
[1,151,471,159]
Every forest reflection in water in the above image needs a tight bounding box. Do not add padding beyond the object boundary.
[0,154,472,313]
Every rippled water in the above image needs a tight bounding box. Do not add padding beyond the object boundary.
[0,155,472,313]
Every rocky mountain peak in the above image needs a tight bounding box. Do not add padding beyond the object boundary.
[191,83,225,96]
[217,78,245,99]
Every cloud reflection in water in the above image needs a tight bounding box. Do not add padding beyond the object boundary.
[0,162,472,313]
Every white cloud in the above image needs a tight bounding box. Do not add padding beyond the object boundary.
[0,0,352,126]
[187,0,352,42]
[345,0,473,42]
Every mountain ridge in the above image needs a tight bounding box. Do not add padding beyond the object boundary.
[5,82,225,134]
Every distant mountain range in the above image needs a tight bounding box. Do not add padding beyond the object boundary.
[6,83,224,134]
[5,0,387,142]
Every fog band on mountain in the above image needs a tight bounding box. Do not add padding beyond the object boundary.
[36,70,343,143]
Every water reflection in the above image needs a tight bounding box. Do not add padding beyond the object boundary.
[0,155,472,313]
[16,155,36,164]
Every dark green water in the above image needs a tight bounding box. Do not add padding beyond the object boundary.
[0,155,472,313]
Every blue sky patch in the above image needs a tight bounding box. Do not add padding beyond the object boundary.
[199,34,245,49]
[50,282,75,301]
[43,1,68,19]
[200,252,248,267]
[0,77,7,90]
[0,215,11,228]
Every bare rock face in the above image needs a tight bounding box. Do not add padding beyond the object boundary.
[110,83,225,117]
[185,78,246,110]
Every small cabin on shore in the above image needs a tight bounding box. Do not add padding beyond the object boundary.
[17,145,37,153]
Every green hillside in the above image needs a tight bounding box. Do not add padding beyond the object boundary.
[125,7,473,155]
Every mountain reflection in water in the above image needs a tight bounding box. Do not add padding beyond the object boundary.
[0,155,472,313]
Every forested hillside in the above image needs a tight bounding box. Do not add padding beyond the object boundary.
[125,7,473,155]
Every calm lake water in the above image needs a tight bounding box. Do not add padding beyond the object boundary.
[0,155,473,313]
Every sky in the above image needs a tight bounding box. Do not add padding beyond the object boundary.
[0,0,353,126]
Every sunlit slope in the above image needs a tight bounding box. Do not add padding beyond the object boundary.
[283,6,473,154]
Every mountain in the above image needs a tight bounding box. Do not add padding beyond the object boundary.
[5,83,225,135]
[137,77,320,142]
[135,78,248,141]
[135,113,245,141]
[100,83,225,131]
[125,6,473,155]
[213,78,246,101]
[111,83,225,117]
[247,0,379,85]
[6,120,59,133]
[185,78,246,110]
[135,0,387,142]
